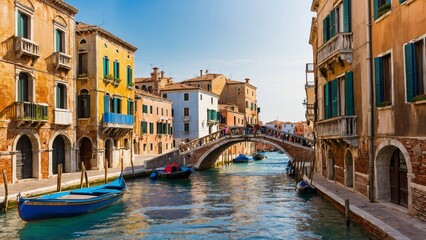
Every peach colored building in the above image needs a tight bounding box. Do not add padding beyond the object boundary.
[134,90,173,155]
[0,0,78,183]
[134,67,173,96]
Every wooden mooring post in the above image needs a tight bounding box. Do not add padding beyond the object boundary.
[121,157,124,173]
[1,170,9,212]
[56,164,63,192]
[345,199,350,226]
[80,162,89,188]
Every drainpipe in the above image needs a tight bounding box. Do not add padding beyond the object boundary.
[366,0,375,202]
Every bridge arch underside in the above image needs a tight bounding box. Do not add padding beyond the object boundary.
[191,136,314,170]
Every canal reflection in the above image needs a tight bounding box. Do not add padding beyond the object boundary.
[0,152,370,239]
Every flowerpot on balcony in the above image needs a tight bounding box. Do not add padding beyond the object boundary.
[103,74,114,84]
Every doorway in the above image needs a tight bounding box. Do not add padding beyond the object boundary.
[80,137,92,170]
[390,149,408,207]
[52,136,65,174]
[16,135,33,179]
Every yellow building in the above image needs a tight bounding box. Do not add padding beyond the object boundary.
[75,22,137,170]
[0,0,78,183]
[134,90,173,155]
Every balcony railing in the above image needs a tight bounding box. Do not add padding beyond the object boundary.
[102,112,134,129]
[315,115,357,139]
[54,52,71,70]
[15,37,40,64]
[15,102,48,122]
[54,109,72,125]
[183,116,190,122]
[317,32,353,67]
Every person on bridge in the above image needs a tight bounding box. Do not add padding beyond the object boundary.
[254,123,260,136]
[225,125,230,135]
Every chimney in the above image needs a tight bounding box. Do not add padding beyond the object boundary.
[200,70,203,77]
[245,78,250,84]
[160,71,164,79]
[153,67,159,81]
[205,69,209,74]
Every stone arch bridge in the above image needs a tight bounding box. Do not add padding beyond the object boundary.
[178,126,315,170]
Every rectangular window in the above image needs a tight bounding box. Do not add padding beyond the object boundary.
[127,100,134,115]
[246,100,248,108]
[113,61,120,79]
[150,105,153,114]
[405,39,426,102]
[127,66,132,86]
[56,84,67,109]
[184,123,189,132]
[141,121,148,134]
[163,94,167,98]
[78,92,90,118]
[374,53,392,107]
[78,53,88,75]
[55,29,65,53]
[184,107,189,116]
[103,57,110,78]
[112,98,121,113]
[17,11,30,39]
[200,94,202,100]
[211,97,213,104]
[184,93,189,101]
[161,108,164,116]
[374,0,391,20]
[142,104,148,113]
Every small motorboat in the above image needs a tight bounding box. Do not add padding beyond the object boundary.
[18,174,126,221]
[296,180,315,194]
[252,151,266,160]
[150,164,194,180]
[233,154,253,163]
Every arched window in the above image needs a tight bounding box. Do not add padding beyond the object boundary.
[79,39,86,44]
[78,89,90,118]
[142,85,147,91]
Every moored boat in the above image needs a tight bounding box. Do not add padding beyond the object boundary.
[252,151,266,160]
[233,154,253,163]
[295,180,315,194]
[18,174,126,221]
[150,164,194,180]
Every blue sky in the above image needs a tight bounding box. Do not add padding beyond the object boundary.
[67,0,315,122]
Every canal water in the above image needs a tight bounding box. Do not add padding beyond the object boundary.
[0,152,370,239]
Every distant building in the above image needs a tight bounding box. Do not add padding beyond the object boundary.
[134,67,173,96]
[218,104,245,128]
[161,83,219,144]
[0,0,78,183]
[75,22,137,170]
[134,90,173,155]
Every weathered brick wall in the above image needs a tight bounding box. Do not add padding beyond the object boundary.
[355,174,368,196]
[40,151,49,179]
[144,150,181,170]
[0,157,11,184]
[412,187,426,222]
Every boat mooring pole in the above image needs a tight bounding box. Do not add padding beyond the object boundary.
[80,161,86,188]
[57,164,63,192]
[1,170,9,212]
[345,199,350,226]
[104,159,108,184]
[121,157,124,173]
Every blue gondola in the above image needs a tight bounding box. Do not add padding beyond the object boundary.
[18,174,126,221]
[233,154,254,163]
[295,180,316,194]
[150,165,194,180]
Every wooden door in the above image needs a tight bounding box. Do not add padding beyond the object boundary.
[16,135,32,179]
[390,149,408,207]
[80,138,92,170]
[52,136,65,174]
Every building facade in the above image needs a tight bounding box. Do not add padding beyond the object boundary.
[0,0,78,183]
[134,67,173,96]
[161,84,219,145]
[75,22,137,170]
[310,0,426,220]
[134,90,173,155]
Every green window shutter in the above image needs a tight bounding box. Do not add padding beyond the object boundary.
[113,98,118,113]
[324,83,330,119]
[84,95,90,117]
[104,95,109,113]
[374,57,383,107]
[329,10,335,39]
[77,95,83,118]
[18,78,23,101]
[55,29,60,52]
[323,15,329,43]
[374,0,379,20]
[345,71,354,115]
[103,58,107,77]
[399,0,406,3]
[331,79,338,117]
[404,43,416,102]
[343,0,351,32]
[17,12,23,37]
[56,85,61,108]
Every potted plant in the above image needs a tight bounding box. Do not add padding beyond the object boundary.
[104,74,114,83]
[379,101,391,108]
[413,94,426,103]
[377,3,391,18]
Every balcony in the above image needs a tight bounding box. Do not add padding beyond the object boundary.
[54,109,72,125]
[14,102,48,127]
[54,52,71,70]
[316,115,357,146]
[183,116,190,122]
[317,32,353,67]
[102,112,134,137]
[15,37,40,65]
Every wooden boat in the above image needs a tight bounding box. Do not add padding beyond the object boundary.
[296,180,315,194]
[18,174,126,221]
[252,151,266,160]
[150,165,194,180]
[233,154,254,163]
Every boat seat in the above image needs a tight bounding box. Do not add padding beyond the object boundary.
[93,188,121,194]
[104,185,123,190]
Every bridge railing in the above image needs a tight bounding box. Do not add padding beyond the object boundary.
[178,126,315,153]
